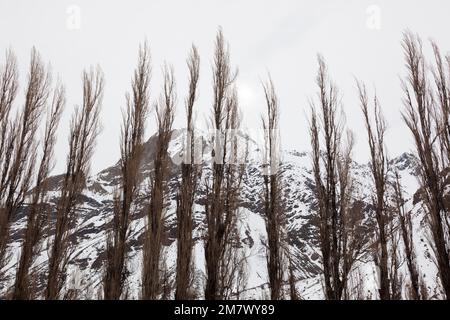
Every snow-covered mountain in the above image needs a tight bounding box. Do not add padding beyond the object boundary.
[0,129,442,299]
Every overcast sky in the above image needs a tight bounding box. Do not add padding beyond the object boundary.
[1,0,450,174]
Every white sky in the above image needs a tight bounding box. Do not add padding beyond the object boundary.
[1,0,450,174]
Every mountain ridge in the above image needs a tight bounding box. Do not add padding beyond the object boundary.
[1,129,440,299]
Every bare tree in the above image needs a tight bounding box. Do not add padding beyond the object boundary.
[0,50,19,275]
[214,89,247,300]
[261,76,284,300]
[393,169,421,299]
[142,64,176,299]
[46,68,103,299]
[430,41,450,168]
[309,55,364,300]
[357,82,391,299]
[430,41,450,255]
[401,32,450,299]
[203,29,248,300]
[0,49,50,274]
[104,43,150,300]
[337,131,364,298]
[175,45,200,300]
[13,84,65,299]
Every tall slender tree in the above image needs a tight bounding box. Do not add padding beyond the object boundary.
[357,81,391,300]
[217,88,248,300]
[175,45,200,300]
[142,64,176,299]
[0,49,50,273]
[13,84,65,299]
[309,56,364,300]
[104,43,150,299]
[203,29,248,300]
[392,169,421,300]
[401,32,450,299]
[261,76,284,300]
[0,50,19,277]
[46,68,103,299]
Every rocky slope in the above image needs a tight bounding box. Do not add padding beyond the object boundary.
[0,129,442,299]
